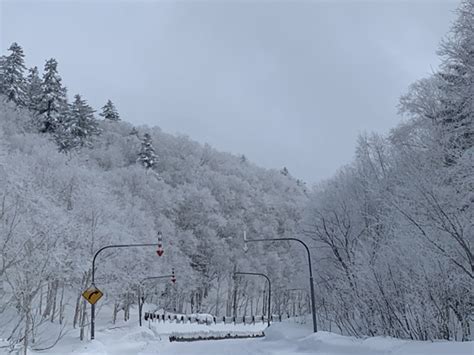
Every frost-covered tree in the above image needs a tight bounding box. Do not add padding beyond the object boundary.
[0,42,27,105]
[26,66,42,112]
[137,133,157,169]
[37,58,68,133]
[0,56,5,89]
[400,0,473,163]
[99,99,120,121]
[130,127,139,137]
[435,0,474,160]
[302,3,474,338]
[58,94,100,150]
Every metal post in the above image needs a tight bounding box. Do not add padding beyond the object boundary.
[268,278,271,327]
[232,284,238,319]
[91,303,95,339]
[139,275,174,326]
[244,237,317,332]
[90,243,164,340]
[138,287,142,327]
[234,272,271,327]
[309,276,317,332]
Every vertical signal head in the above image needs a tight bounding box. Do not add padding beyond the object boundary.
[171,268,176,283]
[156,231,164,256]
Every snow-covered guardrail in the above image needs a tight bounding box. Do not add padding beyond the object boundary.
[169,330,265,342]
[144,312,288,325]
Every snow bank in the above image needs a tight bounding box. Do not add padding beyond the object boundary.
[265,322,474,355]
[25,316,473,355]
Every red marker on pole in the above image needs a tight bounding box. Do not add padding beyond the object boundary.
[156,232,164,256]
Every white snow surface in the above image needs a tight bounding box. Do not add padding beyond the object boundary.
[18,314,472,355]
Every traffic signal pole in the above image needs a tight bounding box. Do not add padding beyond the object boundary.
[138,272,176,326]
[244,236,318,332]
[234,272,271,327]
[90,242,165,340]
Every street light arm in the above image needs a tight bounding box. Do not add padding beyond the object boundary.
[245,238,313,278]
[234,272,270,285]
[141,275,173,283]
[234,271,271,327]
[89,242,165,340]
[91,243,160,285]
[136,273,175,328]
[244,236,318,332]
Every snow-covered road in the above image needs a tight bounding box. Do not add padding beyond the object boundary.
[27,317,473,355]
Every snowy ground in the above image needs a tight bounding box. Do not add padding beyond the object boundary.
[17,311,472,355]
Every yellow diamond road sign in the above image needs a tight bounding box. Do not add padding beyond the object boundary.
[82,286,103,305]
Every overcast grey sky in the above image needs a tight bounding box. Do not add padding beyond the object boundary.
[0,0,459,183]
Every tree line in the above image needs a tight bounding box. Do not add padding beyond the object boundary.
[0,0,471,352]
[0,46,156,167]
[304,0,472,341]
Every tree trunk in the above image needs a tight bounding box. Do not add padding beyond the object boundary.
[42,282,52,319]
[73,273,87,329]
[23,307,30,355]
[138,289,143,327]
[113,301,119,325]
[232,281,238,318]
[215,278,221,317]
[59,282,65,325]
[38,285,43,317]
[79,299,87,341]
[51,280,58,322]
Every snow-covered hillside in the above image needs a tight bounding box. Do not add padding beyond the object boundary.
[0,0,473,353]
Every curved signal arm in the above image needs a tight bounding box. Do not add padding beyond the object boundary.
[90,242,164,340]
[234,271,271,327]
[243,236,317,332]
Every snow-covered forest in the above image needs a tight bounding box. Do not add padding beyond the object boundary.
[0,0,472,352]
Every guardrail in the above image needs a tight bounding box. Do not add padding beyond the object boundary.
[144,312,288,325]
[169,331,265,342]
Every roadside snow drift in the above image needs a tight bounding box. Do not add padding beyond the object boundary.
[26,318,473,355]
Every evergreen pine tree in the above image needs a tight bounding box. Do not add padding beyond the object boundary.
[64,94,100,149]
[38,58,68,133]
[138,133,157,169]
[0,42,27,105]
[26,66,42,112]
[130,127,139,136]
[99,99,120,121]
[53,106,74,152]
